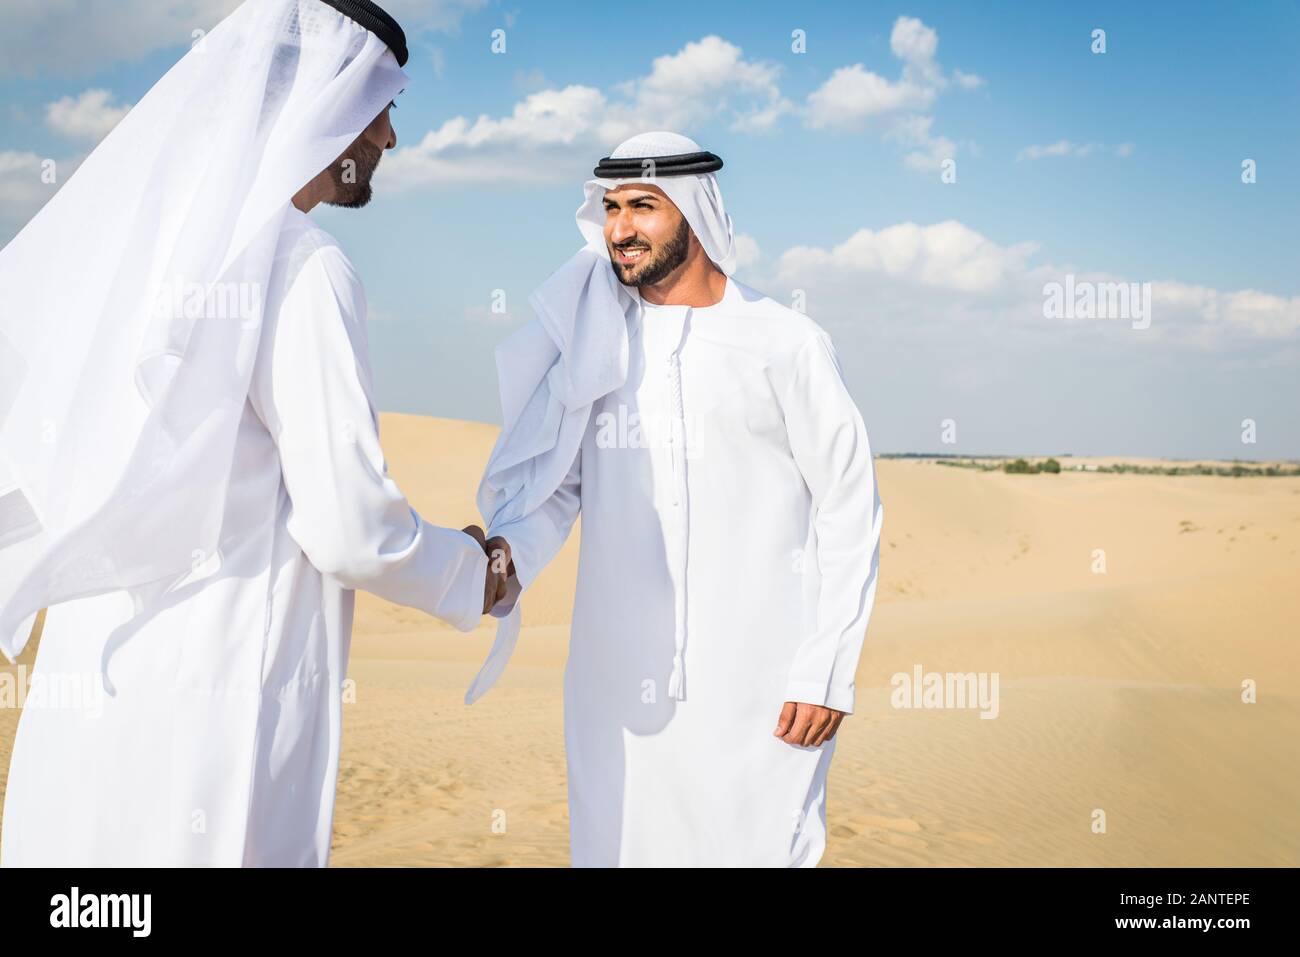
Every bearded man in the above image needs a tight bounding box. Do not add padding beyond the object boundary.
[470,132,885,867]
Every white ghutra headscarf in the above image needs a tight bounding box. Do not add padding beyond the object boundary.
[0,0,408,660]
[468,131,736,703]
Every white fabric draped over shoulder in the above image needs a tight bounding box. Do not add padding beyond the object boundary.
[468,132,736,703]
[0,0,407,660]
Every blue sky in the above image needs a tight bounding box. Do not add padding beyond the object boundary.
[2,0,1297,458]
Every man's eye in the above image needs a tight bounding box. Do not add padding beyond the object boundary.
[388,100,397,110]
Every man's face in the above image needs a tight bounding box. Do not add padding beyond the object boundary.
[603,183,692,287]
[325,102,397,209]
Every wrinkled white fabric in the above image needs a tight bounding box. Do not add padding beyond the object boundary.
[489,275,884,866]
[0,209,487,867]
[0,0,408,658]
[469,132,734,702]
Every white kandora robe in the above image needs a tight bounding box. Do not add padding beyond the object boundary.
[487,275,884,866]
[0,209,487,866]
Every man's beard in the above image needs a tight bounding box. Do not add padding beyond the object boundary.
[326,135,383,209]
[610,217,690,287]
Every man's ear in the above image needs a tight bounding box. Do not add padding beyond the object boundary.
[686,223,704,254]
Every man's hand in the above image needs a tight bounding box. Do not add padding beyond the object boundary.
[462,525,514,614]
[773,701,844,747]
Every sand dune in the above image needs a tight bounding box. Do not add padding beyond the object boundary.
[3,413,1298,866]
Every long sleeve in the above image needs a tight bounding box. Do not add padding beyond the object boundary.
[484,445,582,619]
[779,331,884,714]
[250,238,487,632]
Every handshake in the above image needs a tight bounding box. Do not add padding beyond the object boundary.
[462,525,514,614]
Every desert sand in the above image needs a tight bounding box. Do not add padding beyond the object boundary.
[2,413,1297,866]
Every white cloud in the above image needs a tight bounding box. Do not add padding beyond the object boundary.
[805,15,982,129]
[802,16,977,171]
[887,115,956,172]
[0,0,486,77]
[733,233,762,270]
[0,150,82,240]
[45,89,132,142]
[1017,140,1095,161]
[381,84,611,188]
[513,68,549,94]
[381,36,787,189]
[805,63,934,129]
[890,16,944,88]
[1017,140,1135,161]
[384,20,982,187]
[1,1,240,77]
[1148,283,1300,341]
[730,98,793,133]
[777,221,1038,294]
[766,219,1299,343]
[618,36,787,133]
[383,0,490,34]
[0,151,52,208]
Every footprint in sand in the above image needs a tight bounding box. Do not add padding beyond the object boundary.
[836,814,924,838]
[883,832,930,850]
[862,814,924,833]
[435,780,465,798]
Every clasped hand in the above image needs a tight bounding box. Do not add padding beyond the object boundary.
[462,525,513,614]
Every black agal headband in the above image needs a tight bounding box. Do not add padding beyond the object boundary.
[593,151,724,178]
[319,0,409,67]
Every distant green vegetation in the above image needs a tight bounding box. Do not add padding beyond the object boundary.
[1002,457,1061,474]
[1090,462,1300,477]
[915,457,1300,477]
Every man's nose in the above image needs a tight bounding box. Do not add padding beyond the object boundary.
[609,212,637,243]
[386,126,397,150]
